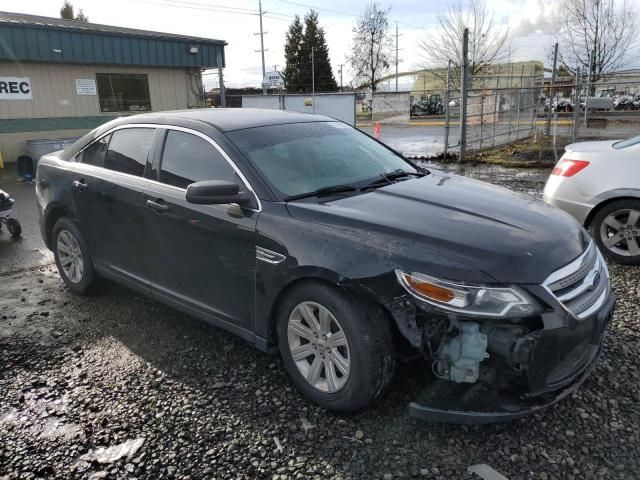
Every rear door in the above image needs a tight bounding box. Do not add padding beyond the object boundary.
[75,126,157,287]
[143,128,259,330]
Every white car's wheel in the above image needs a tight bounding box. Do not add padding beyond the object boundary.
[591,199,640,265]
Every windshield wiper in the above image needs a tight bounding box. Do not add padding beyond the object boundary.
[362,169,426,190]
[284,184,358,202]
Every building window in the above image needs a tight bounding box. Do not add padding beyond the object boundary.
[96,73,151,113]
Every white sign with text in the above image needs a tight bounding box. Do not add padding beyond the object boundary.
[0,77,32,100]
[75,78,97,96]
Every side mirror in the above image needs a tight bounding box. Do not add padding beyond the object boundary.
[186,180,251,205]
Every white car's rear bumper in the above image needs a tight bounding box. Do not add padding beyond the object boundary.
[543,175,594,226]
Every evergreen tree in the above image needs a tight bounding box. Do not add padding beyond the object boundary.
[60,1,74,20]
[301,10,338,92]
[60,1,89,22]
[284,16,304,92]
[75,9,89,22]
[284,10,337,92]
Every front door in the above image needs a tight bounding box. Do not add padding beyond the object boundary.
[143,129,259,330]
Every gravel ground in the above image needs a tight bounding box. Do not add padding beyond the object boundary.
[1,169,639,480]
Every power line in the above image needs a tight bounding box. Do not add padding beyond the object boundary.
[271,0,425,30]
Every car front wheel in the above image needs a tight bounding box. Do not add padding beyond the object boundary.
[591,199,640,265]
[276,281,396,413]
[52,217,96,294]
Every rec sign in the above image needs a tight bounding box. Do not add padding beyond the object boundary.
[0,77,32,100]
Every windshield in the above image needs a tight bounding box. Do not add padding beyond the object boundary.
[226,121,417,198]
[613,134,640,149]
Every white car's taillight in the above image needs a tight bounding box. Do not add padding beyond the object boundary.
[551,159,590,177]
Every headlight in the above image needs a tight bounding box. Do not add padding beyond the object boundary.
[395,270,540,317]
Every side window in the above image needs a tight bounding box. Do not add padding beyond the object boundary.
[159,130,238,189]
[77,134,110,166]
[104,128,155,177]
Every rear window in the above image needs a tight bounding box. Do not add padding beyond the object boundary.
[613,135,640,149]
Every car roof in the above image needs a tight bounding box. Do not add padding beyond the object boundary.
[117,108,336,132]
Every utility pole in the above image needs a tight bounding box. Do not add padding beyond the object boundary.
[584,47,595,124]
[545,42,558,136]
[572,66,581,142]
[217,53,226,107]
[444,59,452,157]
[394,22,402,92]
[311,46,315,113]
[255,0,267,94]
[338,64,344,92]
[459,28,469,163]
[272,64,279,72]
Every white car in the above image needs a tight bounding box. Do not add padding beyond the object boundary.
[544,135,640,265]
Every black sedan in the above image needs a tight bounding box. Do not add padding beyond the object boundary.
[35,109,615,423]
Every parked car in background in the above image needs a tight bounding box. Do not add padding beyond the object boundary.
[613,95,638,111]
[36,109,614,423]
[544,134,640,264]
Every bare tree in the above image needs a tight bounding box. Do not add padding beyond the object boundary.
[348,3,393,92]
[558,0,637,83]
[419,0,509,85]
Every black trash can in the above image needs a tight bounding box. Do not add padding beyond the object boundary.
[17,155,34,180]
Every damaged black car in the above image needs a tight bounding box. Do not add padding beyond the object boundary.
[36,109,615,424]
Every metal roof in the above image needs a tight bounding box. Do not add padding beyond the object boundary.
[0,10,226,68]
[0,11,226,44]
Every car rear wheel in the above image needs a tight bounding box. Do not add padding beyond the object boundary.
[276,281,396,413]
[591,199,640,265]
[52,217,96,294]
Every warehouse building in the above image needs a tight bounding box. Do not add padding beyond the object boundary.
[0,11,226,164]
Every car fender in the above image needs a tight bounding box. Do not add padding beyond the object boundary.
[584,189,640,227]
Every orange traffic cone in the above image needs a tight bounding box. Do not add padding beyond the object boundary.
[373,121,381,139]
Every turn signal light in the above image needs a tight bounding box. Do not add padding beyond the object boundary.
[551,160,590,177]
[404,275,456,302]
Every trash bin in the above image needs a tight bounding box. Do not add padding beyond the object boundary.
[26,137,79,168]
[17,155,34,180]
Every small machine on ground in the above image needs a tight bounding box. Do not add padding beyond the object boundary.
[0,189,22,237]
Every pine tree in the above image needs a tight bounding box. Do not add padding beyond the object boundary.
[60,1,89,22]
[60,1,74,20]
[300,10,338,92]
[284,10,338,92]
[284,16,304,92]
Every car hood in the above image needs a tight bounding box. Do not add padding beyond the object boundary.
[564,140,616,152]
[286,172,588,284]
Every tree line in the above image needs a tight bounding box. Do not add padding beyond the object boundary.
[59,0,638,93]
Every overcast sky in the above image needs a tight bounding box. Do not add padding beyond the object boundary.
[2,0,639,90]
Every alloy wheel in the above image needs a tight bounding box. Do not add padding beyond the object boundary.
[287,301,351,393]
[57,230,84,283]
[600,208,640,257]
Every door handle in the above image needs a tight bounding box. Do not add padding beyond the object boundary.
[146,199,169,213]
[72,179,88,191]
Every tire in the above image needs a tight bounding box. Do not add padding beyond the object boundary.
[7,218,21,238]
[276,281,396,413]
[590,199,640,265]
[52,217,96,294]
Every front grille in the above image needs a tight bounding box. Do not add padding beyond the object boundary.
[544,242,609,319]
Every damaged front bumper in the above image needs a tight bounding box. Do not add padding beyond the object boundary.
[408,292,615,424]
